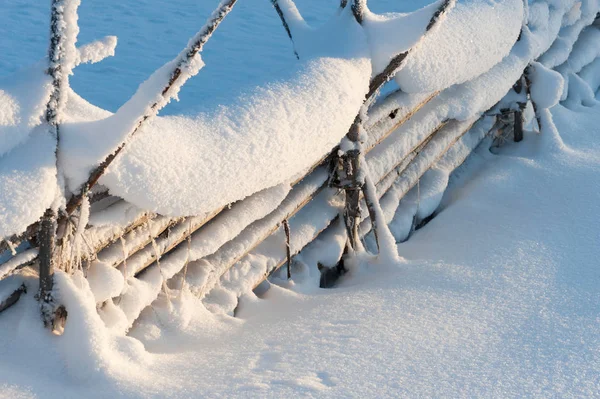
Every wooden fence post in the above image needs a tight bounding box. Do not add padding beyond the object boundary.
[514,109,524,142]
[38,0,80,329]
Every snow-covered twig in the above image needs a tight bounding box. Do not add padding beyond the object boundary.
[271,0,300,59]
[0,284,26,314]
[74,36,117,66]
[351,0,368,25]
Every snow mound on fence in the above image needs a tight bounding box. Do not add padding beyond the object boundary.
[357,0,448,74]
[0,64,52,157]
[0,129,57,239]
[84,57,370,216]
[393,0,523,93]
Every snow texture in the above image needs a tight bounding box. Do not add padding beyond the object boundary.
[529,61,565,109]
[393,0,523,93]
[0,129,58,239]
[88,57,370,216]
[0,0,600,397]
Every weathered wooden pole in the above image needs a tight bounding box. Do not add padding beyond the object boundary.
[339,0,454,253]
[38,0,80,329]
[513,109,524,142]
[512,74,525,142]
[283,219,292,279]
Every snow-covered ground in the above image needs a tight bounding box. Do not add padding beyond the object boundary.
[1,102,599,397]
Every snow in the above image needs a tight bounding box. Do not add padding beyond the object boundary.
[580,56,600,92]
[1,0,600,397]
[361,0,451,75]
[87,57,370,216]
[537,0,600,68]
[75,36,118,66]
[0,64,52,157]
[563,71,599,108]
[86,261,124,304]
[0,129,58,239]
[359,168,400,264]
[393,0,523,93]
[0,249,38,281]
[529,61,565,109]
[559,26,600,74]
[2,0,587,237]
[2,99,600,397]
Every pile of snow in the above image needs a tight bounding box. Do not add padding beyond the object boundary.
[5,98,600,397]
[529,61,565,109]
[0,37,120,239]
[391,0,523,93]
[61,56,370,216]
[0,129,57,239]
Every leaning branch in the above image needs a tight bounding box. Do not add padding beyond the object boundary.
[271,0,300,59]
[64,0,238,216]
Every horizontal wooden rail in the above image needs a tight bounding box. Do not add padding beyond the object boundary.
[192,119,464,300]
[247,118,485,291]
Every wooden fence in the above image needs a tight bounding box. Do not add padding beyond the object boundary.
[1,1,597,333]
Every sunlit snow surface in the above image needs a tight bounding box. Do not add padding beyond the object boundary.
[1,103,599,398]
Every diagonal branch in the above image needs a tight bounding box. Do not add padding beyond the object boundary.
[271,0,301,59]
[64,0,238,216]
